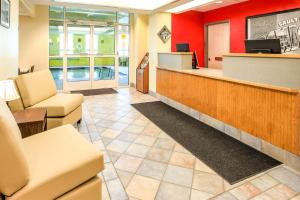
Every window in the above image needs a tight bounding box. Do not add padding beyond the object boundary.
[65,8,116,22]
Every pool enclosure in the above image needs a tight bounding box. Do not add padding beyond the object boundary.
[49,7,130,90]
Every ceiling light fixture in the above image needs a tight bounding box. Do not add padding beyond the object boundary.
[52,0,176,11]
[166,0,215,13]
[215,0,223,4]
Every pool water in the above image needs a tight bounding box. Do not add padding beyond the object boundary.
[50,66,129,90]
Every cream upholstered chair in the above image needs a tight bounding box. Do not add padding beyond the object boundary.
[10,69,83,129]
[0,99,104,200]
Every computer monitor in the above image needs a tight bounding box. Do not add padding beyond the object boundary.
[176,43,190,52]
[245,39,281,54]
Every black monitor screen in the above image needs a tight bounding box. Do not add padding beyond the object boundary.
[176,43,190,52]
[245,39,281,54]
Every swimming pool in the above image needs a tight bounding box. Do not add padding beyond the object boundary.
[50,66,129,90]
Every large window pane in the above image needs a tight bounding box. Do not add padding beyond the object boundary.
[49,6,64,21]
[67,57,90,81]
[49,57,63,90]
[66,8,116,22]
[67,26,91,54]
[118,57,129,85]
[49,21,64,56]
[118,25,129,85]
[94,57,115,80]
[118,12,129,24]
[94,27,115,54]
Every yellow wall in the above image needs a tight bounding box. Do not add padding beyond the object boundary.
[130,14,149,86]
[19,5,49,71]
[0,0,19,80]
[148,12,171,92]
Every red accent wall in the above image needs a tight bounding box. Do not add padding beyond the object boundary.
[171,0,300,67]
[171,11,204,66]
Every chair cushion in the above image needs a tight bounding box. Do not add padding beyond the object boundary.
[16,70,57,108]
[30,93,84,117]
[8,125,104,200]
[0,100,29,196]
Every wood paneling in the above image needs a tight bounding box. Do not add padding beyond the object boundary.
[157,68,300,155]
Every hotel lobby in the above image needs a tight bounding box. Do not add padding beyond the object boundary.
[1,0,300,199]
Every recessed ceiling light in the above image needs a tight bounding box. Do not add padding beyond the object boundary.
[166,0,214,13]
[52,0,176,11]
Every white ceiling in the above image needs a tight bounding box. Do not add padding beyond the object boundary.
[194,0,248,12]
[23,0,248,13]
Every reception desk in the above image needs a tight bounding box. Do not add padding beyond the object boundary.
[223,53,300,89]
[156,66,300,156]
[158,52,193,70]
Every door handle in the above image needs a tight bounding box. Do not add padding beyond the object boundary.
[208,58,211,61]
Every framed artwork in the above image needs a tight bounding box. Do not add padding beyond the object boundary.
[157,25,171,43]
[246,8,300,54]
[0,0,10,28]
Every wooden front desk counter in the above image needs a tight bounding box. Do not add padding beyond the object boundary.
[156,67,300,155]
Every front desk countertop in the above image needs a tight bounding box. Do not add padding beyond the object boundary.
[157,67,299,94]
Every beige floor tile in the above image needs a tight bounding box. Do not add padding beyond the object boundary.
[173,143,191,154]
[192,171,224,195]
[102,163,118,181]
[126,175,160,200]
[102,182,111,200]
[119,116,135,124]
[229,182,261,200]
[155,182,190,200]
[134,135,157,146]
[93,140,105,150]
[116,169,134,187]
[76,88,300,200]
[169,152,195,169]
[291,194,300,200]
[194,159,216,174]
[106,178,128,200]
[101,129,122,139]
[106,150,121,163]
[125,143,150,158]
[102,137,113,146]
[143,124,162,137]
[250,174,278,191]
[146,147,172,163]
[190,189,214,200]
[136,159,167,180]
[117,132,138,142]
[109,122,129,131]
[125,124,145,134]
[212,192,238,200]
[153,138,175,150]
[268,166,300,192]
[163,164,193,187]
[264,184,297,200]
[106,140,131,153]
[132,119,149,126]
[115,154,143,173]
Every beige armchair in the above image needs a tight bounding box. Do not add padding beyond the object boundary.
[9,69,83,129]
[0,99,104,200]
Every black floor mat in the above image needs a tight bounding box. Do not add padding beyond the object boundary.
[71,88,118,96]
[132,101,282,184]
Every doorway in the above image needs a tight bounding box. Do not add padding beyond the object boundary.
[206,21,230,69]
[49,7,130,91]
[63,24,118,91]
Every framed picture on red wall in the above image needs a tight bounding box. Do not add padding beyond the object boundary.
[246,8,300,54]
[0,0,10,28]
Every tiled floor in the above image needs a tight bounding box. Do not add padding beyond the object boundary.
[77,87,300,200]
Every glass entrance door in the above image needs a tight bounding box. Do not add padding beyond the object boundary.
[92,26,118,89]
[63,24,117,91]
